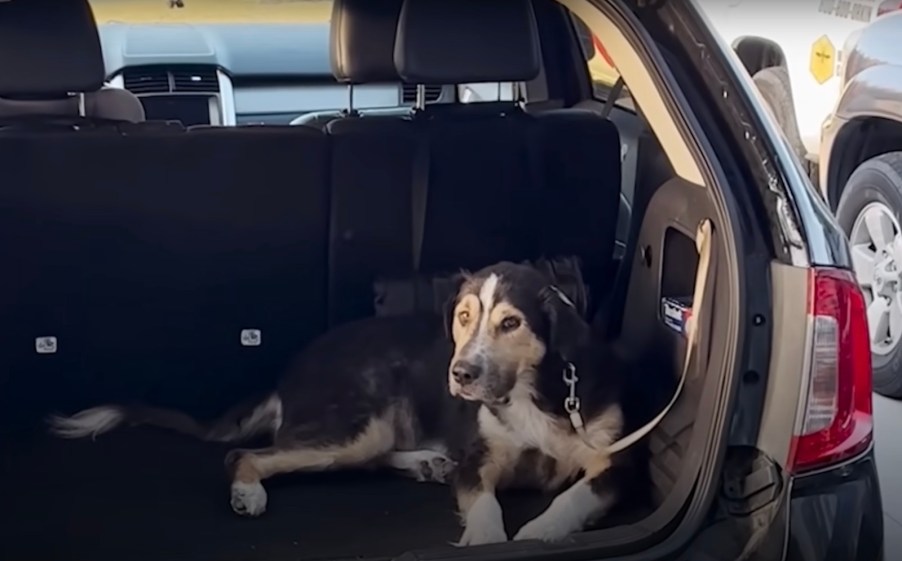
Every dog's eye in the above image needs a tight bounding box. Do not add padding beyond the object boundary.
[458,310,470,325]
[500,316,521,331]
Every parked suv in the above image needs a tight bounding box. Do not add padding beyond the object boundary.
[0,0,882,560]
[820,10,902,401]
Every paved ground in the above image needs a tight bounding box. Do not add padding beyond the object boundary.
[874,394,902,552]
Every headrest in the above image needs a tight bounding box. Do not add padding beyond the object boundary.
[394,0,540,84]
[0,0,105,97]
[330,0,404,84]
[0,88,146,123]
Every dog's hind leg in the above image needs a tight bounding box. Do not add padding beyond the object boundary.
[225,416,396,516]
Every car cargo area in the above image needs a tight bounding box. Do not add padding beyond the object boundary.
[0,0,728,560]
[0,167,711,561]
[0,427,654,561]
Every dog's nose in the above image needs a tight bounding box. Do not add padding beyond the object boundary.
[452,361,481,385]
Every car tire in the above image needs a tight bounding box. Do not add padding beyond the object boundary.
[752,66,808,169]
[836,152,902,399]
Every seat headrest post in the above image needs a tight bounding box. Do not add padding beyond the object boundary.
[415,84,426,111]
[77,93,86,118]
[513,82,525,107]
[347,84,356,114]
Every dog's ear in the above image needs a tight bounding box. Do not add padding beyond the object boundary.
[442,270,469,338]
[540,285,590,361]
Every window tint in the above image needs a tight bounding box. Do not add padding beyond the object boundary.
[570,13,634,111]
[457,82,523,103]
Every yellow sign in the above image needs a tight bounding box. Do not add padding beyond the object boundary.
[810,35,836,85]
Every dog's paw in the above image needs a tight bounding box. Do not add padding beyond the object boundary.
[391,450,457,483]
[415,453,457,484]
[456,522,508,546]
[231,481,267,517]
[513,514,577,542]
[454,492,507,546]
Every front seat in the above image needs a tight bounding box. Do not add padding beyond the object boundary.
[0,0,144,123]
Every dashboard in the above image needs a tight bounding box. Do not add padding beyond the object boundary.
[98,22,453,126]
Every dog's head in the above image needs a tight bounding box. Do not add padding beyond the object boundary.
[444,261,590,404]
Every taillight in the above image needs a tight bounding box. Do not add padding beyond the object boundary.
[877,0,902,17]
[788,268,873,473]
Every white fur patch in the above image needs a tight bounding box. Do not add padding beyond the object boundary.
[457,492,508,546]
[479,386,623,486]
[513,480,614,541]
[231,481,268,516]
[468,273,500,357]
[47,406,124,439]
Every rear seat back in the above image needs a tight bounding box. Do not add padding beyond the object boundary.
[394,0,544,275]
[0,3,330,423]
[394,0,622,313]
[325,0,420,325]
[0,0,144,123]
[532,109,622,306]
[0,125,330,424]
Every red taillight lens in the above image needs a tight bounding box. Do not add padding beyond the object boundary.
[789,268,873,473]
[877,0,902,17]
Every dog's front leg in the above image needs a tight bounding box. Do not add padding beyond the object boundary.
[513,455,617,542]
[453,441,515,546]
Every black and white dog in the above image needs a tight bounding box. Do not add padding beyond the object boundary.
[49,261,653,545]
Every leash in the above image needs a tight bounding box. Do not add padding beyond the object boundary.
[564,218,714,454]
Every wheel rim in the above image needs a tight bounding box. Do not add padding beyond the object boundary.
[850,201,902,355]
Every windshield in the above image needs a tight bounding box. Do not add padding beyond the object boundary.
[88,0,332,25]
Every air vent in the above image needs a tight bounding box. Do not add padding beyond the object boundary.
[401,84,443,104]
[121,66,220,95]
[122,68,170,94]
[172,68,219,93]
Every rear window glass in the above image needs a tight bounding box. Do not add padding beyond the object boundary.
[570,13,634,111]
[89,0,333,24]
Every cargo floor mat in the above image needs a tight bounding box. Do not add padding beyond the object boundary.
[0,428,650,561]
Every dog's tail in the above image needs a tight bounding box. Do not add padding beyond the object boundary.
[46,392,283,443]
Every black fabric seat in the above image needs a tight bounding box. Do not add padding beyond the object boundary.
[0,125,330,426]
[0,0,144,123]
[531,108,622,310]
[393,0,623,315]
[324,0,420,326]
[383,0,548,300]
[0,1,331,426]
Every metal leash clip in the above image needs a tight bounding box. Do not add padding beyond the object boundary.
[562,362,585,432]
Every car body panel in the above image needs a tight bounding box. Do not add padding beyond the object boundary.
[786,450,883,561]
[820,11,902,203]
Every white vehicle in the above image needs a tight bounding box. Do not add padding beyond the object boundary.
[699,0,896,178]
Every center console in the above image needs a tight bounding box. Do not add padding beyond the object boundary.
[109,65,237,126]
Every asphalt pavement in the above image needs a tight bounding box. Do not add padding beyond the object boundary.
[875,394,902,553]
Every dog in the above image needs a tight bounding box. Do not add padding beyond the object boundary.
[47,260,654,545]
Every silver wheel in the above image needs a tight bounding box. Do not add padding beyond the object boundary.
[850,201,902,355]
